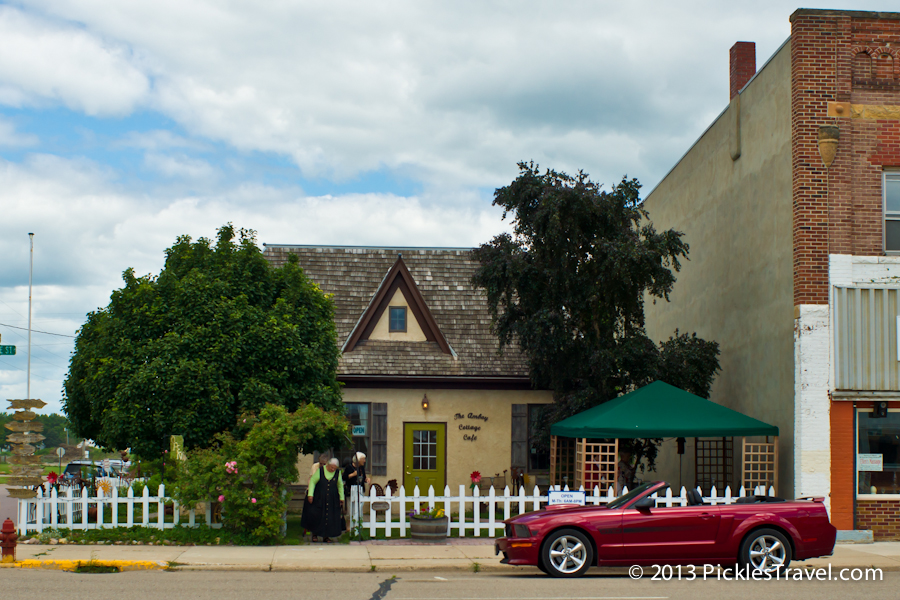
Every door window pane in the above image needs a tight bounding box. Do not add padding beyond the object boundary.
[858,411,900,494]
[413,429,437,471]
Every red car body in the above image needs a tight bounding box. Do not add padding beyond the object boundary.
[496,481,836,575]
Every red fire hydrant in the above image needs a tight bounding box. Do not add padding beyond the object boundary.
[0,518,18,563]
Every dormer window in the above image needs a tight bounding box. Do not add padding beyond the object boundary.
[389,307,407,332]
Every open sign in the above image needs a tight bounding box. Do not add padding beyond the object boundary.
[548,490,586,506]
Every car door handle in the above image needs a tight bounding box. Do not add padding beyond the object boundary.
[699,513,714,520]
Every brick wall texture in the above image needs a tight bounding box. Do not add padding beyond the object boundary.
[857,500,900,540]
[829,400,855,530]
[730,41,756,100]
[791,10,900,306]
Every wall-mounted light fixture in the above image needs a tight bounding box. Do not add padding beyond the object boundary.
[421,394,429,410]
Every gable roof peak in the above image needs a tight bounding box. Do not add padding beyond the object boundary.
[342,255,456,357]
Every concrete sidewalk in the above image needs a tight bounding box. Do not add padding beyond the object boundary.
[3,540,900,573]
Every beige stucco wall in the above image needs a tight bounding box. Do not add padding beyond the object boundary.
[642,41,795,496]
[297,388,554,491]
[369,289,427,342]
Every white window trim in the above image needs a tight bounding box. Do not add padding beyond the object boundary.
[856,407,900,499]
[884,171,900,255]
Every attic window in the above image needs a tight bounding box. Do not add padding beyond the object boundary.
[389,307,407,332]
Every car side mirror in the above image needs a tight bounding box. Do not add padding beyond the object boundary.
[633,497,655,510]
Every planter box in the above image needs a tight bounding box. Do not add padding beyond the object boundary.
[410,516,448,543]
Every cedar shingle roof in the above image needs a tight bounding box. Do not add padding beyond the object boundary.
[263,246,529,379]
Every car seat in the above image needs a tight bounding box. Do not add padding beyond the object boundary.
[687,489,704,506]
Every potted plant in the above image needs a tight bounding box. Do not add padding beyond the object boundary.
[408,506,449,543]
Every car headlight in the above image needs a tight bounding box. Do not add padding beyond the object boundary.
[514,524,531,538]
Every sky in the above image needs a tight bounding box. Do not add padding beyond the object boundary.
[1,1,897,416]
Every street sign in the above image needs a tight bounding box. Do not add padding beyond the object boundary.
[6,433,45,444]
[7,399,46,410]
[11,444,35,455]
[12,410,36,421]
[56,447,66,458]
[0,345,14,355]
[5,476,45,486]
[6,488,37,499]
[102,459,111,471]
[10,465,43,477]
[4,421,44,432]
[9,455,42,465]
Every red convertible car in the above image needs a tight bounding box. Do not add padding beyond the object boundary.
[495,481,836,577]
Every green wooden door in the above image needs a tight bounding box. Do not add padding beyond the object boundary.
[403,423,446,493]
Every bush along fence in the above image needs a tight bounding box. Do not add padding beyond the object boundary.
[348,484,778,539]
[17,483,222,535]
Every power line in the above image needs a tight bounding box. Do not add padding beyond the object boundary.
[0,322,76,338]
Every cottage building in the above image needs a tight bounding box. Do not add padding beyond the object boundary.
[264,245,554,493]
[642,9,900,539]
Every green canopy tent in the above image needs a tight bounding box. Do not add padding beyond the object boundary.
[548,381,779,494]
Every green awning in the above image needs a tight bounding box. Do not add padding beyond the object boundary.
[550,381,779,439]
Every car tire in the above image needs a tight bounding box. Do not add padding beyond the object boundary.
[541,528,592,578]
[738,528,792,575]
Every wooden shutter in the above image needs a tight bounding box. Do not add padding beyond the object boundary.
[511,404,528,470]
[371,402,388,476]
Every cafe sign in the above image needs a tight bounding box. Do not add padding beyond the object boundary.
[352,425,367,437]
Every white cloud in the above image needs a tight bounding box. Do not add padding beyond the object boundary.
[0,6,149,116]
[0,118,38,147]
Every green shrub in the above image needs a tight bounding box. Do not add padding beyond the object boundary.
[174,403,347,544]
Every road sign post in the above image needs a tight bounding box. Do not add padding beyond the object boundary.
[0,346,15,356]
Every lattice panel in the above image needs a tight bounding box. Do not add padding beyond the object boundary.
[742,441,778,493]
[575,439,618,492]
[550,436,576,488]
[695,437,733,493]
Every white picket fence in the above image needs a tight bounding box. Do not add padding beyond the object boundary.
[349,483,777,538]
[17,483,221,535]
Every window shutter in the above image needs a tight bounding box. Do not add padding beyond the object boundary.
[371,402,388,476]
[511,404,528,470]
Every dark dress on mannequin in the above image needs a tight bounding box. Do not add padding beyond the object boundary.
[302,465,344,540]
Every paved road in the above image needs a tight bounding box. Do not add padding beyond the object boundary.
[3,569,897,600]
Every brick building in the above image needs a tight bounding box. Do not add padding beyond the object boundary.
[643,9,900,539]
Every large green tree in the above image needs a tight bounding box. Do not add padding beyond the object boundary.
[472,163,720,470]
[63,225,345,458]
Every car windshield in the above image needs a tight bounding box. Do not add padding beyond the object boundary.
[606,482,658,509]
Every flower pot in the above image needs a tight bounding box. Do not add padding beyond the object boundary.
[410,515,449,543]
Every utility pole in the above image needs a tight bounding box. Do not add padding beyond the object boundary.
[27,233,34,400]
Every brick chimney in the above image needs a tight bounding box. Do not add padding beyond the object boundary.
[730,41,756,99]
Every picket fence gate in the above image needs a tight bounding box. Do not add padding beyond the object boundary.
[17,483,222,535]
[348,483,777,538]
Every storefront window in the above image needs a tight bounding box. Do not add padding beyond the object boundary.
[335,403,370,468]
[858,410,900,495]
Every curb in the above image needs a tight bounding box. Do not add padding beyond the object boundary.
[0,559,170,572]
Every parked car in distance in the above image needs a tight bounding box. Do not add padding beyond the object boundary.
[62,460,124,481]
[495,481,836,577]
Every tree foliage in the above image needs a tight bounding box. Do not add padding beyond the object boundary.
[63,224,344,458]
[0,413,70,449]
[174,403,348,544]
[472,163,720,470]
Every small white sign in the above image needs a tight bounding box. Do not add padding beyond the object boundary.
[548,490,586,506]
[352,425,367,436]
[858,453,883,472]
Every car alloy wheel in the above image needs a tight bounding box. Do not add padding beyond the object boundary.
[542,529,592,577]
[740,528,791,574]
